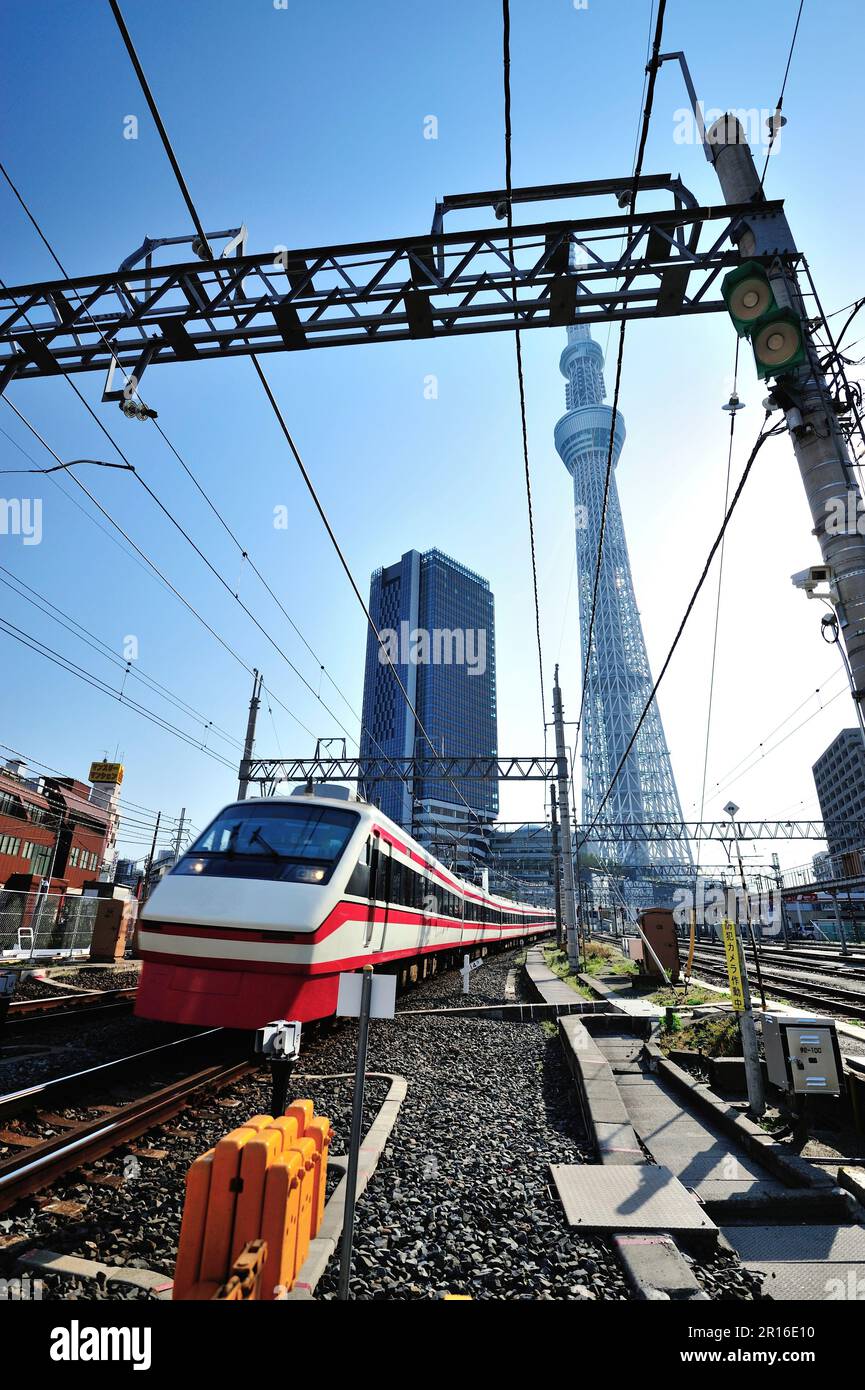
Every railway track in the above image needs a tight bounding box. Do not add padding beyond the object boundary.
[5,986,138,1027]
[0,1030,254,1211]
[688,948,865,1021]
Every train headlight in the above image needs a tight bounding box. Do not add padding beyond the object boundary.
[191,860,206,873]
[295,866,326,883]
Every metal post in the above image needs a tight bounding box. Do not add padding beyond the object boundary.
[270,1057,294,1119]
[831,891,849,957]
[172,807,186,864]
[552,666,579,971]
[727,809,767,1009]
[737,939,766,1119]
[722,919,766,1118]
[338,965,373,1301]
[772,853,790,949]
[237,669,263,801]
[549,784,563,949]
[709,117,865,729]
[142,811,161,903]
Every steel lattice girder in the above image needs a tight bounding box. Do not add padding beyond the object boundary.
[0,182,789,389]
[240,755,558,786]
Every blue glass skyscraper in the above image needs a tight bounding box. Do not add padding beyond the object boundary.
[359,549,498,845]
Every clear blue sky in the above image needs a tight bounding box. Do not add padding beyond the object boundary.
[1,0,862,870]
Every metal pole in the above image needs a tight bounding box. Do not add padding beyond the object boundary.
[172,807,186,864]
[772,853,790,950]
[549,784,563,948]
[270,1058,294,1120]
[725,921,766,1118]
[338,965,373,1301]
[831,891,849,957]
[709,117,865,729]
[552,666,579,971]
[142,811,161,903]
[730,817,767,1010]
[237,669,263,801]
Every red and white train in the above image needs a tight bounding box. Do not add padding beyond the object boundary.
[136,789,555,1029]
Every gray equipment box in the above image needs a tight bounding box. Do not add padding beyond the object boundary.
[762,1013,843,1096]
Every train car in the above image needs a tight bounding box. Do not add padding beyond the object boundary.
[135,788,555,1029]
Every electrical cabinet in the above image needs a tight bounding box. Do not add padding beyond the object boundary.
[763,1013,843,1096]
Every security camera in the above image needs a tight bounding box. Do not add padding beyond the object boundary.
[791,565,834,594]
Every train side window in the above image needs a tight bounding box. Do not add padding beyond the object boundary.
[347,837,371,898]
[391,858,403,906]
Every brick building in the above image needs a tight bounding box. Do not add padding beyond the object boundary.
[0,759,110,890]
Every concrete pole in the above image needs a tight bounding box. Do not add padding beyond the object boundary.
[549,783,564,948]
[553,665,579,970]
[708,117,865,724]
[736,936,767,1119]
[237,669,263,801]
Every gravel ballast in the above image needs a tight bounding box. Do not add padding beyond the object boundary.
[0,944,760,1301]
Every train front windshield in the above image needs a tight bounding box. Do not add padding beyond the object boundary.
[174,801,359,883]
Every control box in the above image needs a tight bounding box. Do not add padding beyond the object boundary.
[763,1013,843,1096]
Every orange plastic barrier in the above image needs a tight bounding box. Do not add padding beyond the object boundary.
[198,1117,272,1285]
[231,1129,284,1265]
[285,1136,317,1278]
[173,1151,214,1300]
[264,1114,300,1152]
[172,1098,330,1300]
[214,1239,268,1301]
[260,1151,302,1299]
[285,1098,314,1137]
[304,1116,333,1236]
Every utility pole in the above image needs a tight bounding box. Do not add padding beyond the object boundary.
[237,669,263,801]
[724,801,767,1010]
[552,666,579,971]
[172,807,186,864]
[142,811,161,902]
[771,852,791,950]
[708,115,865,726]
[549,783,563,948]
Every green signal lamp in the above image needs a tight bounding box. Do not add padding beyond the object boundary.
[721,260,776,335]
[751,308,807,379]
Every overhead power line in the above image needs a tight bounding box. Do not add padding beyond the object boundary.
[0,616,238,770]
[574,0,668,743]
[759,0,806,187]
[581,416,784,847]
[502,0,546,731]
[106,0,486,832]
[0,159,434,808]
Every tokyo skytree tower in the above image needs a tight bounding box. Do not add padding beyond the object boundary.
[554,323,692,867]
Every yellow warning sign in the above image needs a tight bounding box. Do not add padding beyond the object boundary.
[721,919,746,1013]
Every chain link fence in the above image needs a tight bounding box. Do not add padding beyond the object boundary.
[0,891,101,959]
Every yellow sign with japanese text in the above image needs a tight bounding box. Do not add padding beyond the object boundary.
[721,919,746,1013]
[89,761,124,785]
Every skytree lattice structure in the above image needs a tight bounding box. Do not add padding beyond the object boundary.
[554,324,692,869]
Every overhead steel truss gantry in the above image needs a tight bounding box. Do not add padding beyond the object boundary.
[0,176,793,394]
[237,750,854,847]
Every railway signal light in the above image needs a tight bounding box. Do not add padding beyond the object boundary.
[751,307,807,378]
[721,260,807,380]
[722,261,776,334]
